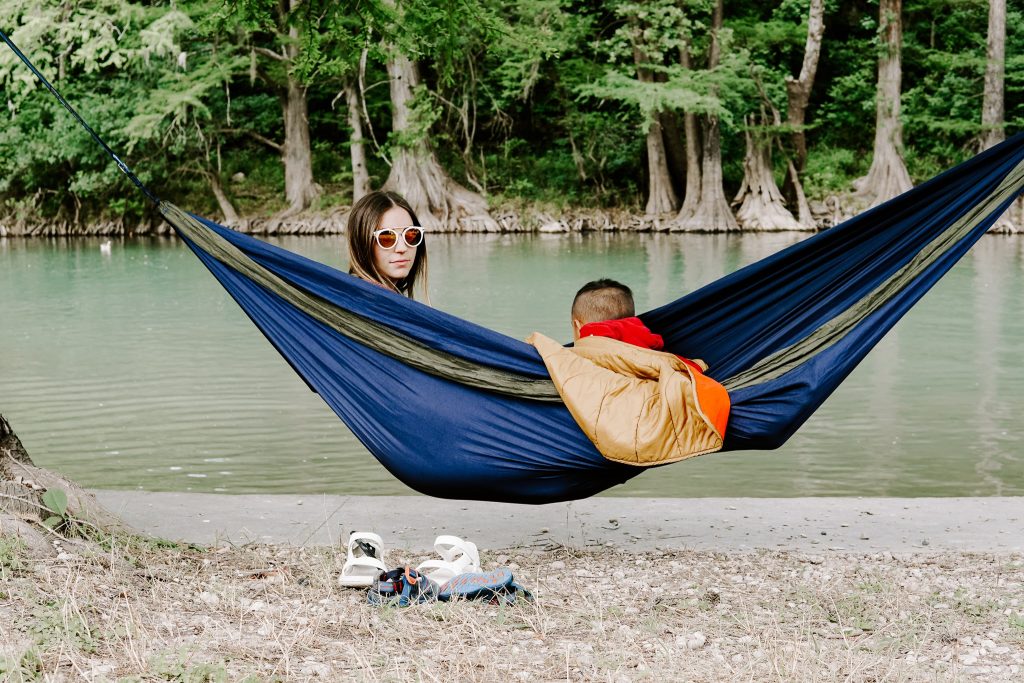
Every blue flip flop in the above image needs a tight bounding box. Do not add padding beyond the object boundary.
[368,566,532,606]
[438,567,533,604]
[367,567,439,607]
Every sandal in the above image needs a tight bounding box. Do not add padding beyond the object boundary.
[415,534,481,585]
[438,567,533,604]
[339,531,387,588]
[368,566,440,606]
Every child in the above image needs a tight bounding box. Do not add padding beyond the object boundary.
[571,279,706,374]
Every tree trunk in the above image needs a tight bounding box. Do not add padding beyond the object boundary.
[659,111,687,198]
[209,172,241,226]
[782,0,825,226]
[344,78,371,202]
[382,53,495,231]
[853,0,912,207]
[979,0,1017,232]
[0,415,32,468]
[634,48,677,215]
[733,117,802,231]
[785,0,825,174]
[278,5,319,217]
[980,0,1006,151]
[675,42,702,224]
[785,159,814,229]
[643,115,679,215]
[675,0,737,232]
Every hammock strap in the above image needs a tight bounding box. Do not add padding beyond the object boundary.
[722,155,1024,392]
[0,28,161,206]
[161,203,564,402]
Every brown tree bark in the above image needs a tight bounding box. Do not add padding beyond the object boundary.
[782,0,825,227]
[634,47,677,215]
[980,0,1018,232]
[674,41,703,225]
[733,116,802,231]
[785,0,825,174]
[382,53,495,230]
[1,415,134,558]
[208,172,241,226]
[344,77,371,202]
[659,111,688,198]
[675,0,737,231]
[278,6,319,217]
[980,0,1006,151]
[853,0,913,207]
[643,115,679,215]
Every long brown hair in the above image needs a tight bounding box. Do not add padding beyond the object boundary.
[346,190,428,299]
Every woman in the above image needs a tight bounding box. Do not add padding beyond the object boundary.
[346,190,428,300]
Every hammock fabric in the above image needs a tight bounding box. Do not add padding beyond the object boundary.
[160,135,1024,504]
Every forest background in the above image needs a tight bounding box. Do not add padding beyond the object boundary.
[0,0,1021,234]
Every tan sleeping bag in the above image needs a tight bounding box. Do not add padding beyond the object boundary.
[527,333,731,466]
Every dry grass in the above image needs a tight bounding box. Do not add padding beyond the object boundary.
[1,529,1023,682]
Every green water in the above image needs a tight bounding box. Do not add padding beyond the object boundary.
[2,232,1022,497]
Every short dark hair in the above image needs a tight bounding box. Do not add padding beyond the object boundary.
[571,278,635,324]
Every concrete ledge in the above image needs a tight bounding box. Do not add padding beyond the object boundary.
[90,491,1024,553]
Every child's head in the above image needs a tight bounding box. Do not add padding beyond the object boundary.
[571,278,635,339]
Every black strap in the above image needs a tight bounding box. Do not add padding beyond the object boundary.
[0,27,161,206]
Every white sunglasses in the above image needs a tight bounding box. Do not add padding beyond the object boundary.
[373,226,425,249]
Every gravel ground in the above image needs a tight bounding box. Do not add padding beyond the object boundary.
[2,531,1023,681]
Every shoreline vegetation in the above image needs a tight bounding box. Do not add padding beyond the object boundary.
[4,423,1024,680]
[2,1,1022,239]
[2,195,1022,238]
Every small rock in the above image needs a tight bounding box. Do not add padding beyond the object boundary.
[686,632,706,650]
[300,661,330,677]
[538,221,568,233]
[550,560,565,570]
[198,591,220,607]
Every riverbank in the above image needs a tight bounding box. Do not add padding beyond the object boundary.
[2,493,1023,681]
[4,195,1022,238]
[0,197,854,237]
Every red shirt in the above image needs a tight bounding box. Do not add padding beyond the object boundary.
[578,317,705,375]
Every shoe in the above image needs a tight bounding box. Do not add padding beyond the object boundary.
[415,535,481,585]
[338,531,387,587]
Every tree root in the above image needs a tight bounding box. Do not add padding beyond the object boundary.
[1,414,137,559]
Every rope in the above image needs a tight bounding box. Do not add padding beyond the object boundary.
[0,27,161,206]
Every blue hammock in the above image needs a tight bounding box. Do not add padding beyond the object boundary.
[4,28,1019,504]
[167,136,1024,504]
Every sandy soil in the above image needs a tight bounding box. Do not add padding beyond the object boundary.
[2,521,1023,681]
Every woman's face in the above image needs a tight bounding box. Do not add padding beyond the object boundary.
[372,206,418,281]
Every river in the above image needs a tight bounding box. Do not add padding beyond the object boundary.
[2,231,1022,497]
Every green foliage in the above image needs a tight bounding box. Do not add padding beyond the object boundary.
[0,0,1019,222]
[802,144,869,196]
[131,651,233,682]
[40,487,68,529]
[0,537,28,578]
